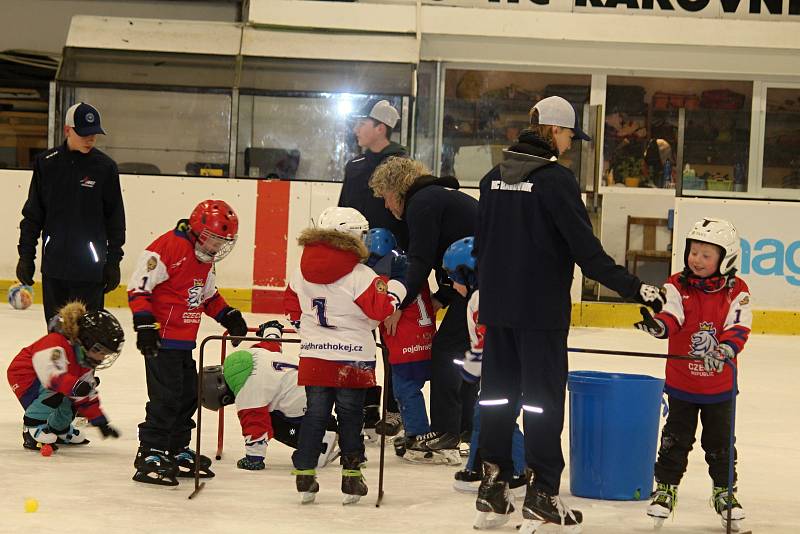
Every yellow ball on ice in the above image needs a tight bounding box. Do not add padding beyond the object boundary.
[24,498,38,513]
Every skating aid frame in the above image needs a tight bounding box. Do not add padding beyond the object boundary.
[568,347,751,534]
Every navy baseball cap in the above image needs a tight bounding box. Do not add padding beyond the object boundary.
[65,102,106,136]
[533,96,591,142]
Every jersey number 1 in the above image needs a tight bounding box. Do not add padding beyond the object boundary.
[416,295,433,327]
[312,298,335,329]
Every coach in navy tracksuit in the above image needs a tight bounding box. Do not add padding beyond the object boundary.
[475,96,665,525]
[370,158,478,452]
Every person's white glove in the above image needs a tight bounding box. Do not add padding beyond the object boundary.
[704,344,734,374]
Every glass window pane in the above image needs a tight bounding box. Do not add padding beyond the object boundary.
[236,93,405,181]
[0,87,48,169]
[763,87,800,190]
[69,87,231,176]
[604,77,752,193]
[442,69,591,186]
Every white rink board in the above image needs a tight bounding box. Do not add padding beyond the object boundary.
[673,197,800,310]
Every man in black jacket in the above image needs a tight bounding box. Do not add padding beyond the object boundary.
[370,157,479,461]
[472,96,665,530]
[17,102,126,323]
[339,100,407,437]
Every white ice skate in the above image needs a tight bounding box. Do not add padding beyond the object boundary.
[647,482,677,529]
[711,486,745,532]
[402,447,462,465]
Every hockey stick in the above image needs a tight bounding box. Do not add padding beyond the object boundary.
[569,346,750,534]
[215,328,298,460]
[190,334,301,500]
[375,343,390,508]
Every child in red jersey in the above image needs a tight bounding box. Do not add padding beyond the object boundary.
[635,217,752,531]
[127,199,248,486]
[7,301,124,451]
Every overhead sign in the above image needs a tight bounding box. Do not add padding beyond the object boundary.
[428,0,800,19]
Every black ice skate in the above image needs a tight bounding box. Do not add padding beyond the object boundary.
[374,411,403,437]
[174,447,215,478]
[393,435,412,457]
[404,432,461,465]
[132,447,179,487]
[647,482,678,528]
[520,483,583,534]
[341,454,368,505]
[362,403,380,444]
[474,461,515,530]
[711,486,745,532]
[22,428,59,452]
[292,469,319,504]
[453,466,482,494]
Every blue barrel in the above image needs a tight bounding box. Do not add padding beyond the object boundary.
[568,370,664,501]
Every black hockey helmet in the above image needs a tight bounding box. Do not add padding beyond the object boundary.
[77,309,125,370]
[201,365,235,411]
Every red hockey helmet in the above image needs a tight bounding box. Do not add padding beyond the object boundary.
[189,199,239,263]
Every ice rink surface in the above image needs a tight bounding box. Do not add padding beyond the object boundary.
[1,305,797,534]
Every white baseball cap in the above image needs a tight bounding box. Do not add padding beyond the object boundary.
[533,96,591,142]
[355,100,400,129]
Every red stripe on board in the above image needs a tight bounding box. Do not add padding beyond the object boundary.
[252,288,286,314]
[253,180,290,288]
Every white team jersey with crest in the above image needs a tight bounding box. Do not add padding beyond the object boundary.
[235,347,306,418]
[288,263,405,364]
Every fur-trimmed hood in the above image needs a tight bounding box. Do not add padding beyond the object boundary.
[56,301,87,342]
[297,228,369,284]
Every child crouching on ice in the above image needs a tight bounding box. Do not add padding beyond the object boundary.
[634,217,752,531]
[441,237,528,493]
[200,320,340,471]
[284,207,407,505]
[7,301,124,452]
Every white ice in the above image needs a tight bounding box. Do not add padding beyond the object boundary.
[1,305,797,533]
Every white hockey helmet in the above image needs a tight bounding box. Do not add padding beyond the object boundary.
[317,207,369,240]
[685,217,740,275]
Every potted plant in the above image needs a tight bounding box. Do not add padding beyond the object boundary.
[616,157,644,187]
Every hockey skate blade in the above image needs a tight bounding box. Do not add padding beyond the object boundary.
[403,448,462,466]
[453,480,480,494]
[342,494,362,505]
[517,519,582,534]
[131,472,179,489]
[474,509,512,530]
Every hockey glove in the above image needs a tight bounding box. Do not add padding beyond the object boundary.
[16,256,35,286]
[256,320,284,339]
[636,282,666,313]
[133,314,160,358]
[96,423,121,439]
[219,307,248,347]
[634,307,667,339]
[71,372,98,399]
[103,261,121,294]
[237,455,266,471]
[389,252,408,285]
[704,344,734,374]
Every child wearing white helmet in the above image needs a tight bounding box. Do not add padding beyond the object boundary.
[284,206,408,505]
[634,217,752,531]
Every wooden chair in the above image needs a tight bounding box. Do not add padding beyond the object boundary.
[625,216,671,276]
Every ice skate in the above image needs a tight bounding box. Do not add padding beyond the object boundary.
[293,469,319,504]
[510,471,530,498]
[393,434,412,457]
[404,432,462,465]
[55,424,89,445]
[174,447,215,478]
[22,426,59,452]
[453,466,482,493]
[520,483,582,534]
[341,454,368,505]
[711,486,745,532]
[317,431,340,468]
[374,411,403,437]
[473,461,515,530]
[362,403,380,445]
[132,447,179,487]
[647,482,678,528]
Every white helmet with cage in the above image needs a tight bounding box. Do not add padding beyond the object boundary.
[317,207,369,240]
[685,217,740,275]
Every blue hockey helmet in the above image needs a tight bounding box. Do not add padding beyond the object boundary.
[365,228,397,258]
[443,237,477,287]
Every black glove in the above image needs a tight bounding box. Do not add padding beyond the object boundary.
[635,282,666,313]
[634,307,667,339]
[96,423,120,439]
[103,261,121,294]
[16,256,35,286]
[256,320,284,339]
[219,307,247,347]
[133,313,160,358]
[71,372,98,398]
[389,252,408,285]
